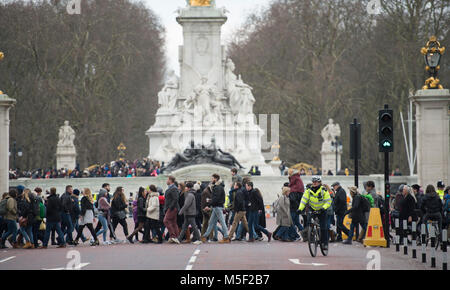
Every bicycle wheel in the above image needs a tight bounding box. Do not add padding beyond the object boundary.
[319,230,328,256]
[308,225,317,257]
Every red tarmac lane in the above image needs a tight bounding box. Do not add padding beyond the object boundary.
[0,217,444,270]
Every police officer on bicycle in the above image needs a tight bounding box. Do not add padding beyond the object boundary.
[298,176,332,251]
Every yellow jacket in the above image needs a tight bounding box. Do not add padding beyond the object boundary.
[437,189,444,200]
[298,185,332,211]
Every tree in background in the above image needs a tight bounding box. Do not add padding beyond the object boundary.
[228,0,449,174]
[0,0,165,170]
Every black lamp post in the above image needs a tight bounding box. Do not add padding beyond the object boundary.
[421,36,445,89]
[9,141,23,170]
[331,137,342,175]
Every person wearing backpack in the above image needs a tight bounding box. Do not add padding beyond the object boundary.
[342,187,366,245]
[0,189,19,249]
[31,189,46,248]
[0,193,7,239]
[359,191,373,242]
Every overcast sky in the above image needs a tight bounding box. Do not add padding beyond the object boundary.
[142,0,272,74]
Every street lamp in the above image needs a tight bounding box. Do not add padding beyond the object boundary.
[9,141,23,169]
[421,36,445,90]
[331,137,342,175]
[117,142,126,160]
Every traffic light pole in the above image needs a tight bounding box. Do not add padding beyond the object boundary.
[353,118,359,187]
[384,151,390,248]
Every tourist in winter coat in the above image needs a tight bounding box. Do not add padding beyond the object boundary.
[228,182,249,240]
[399,185,418,223]
[164,176,180,243]
[331,182,350,241]
[289,169,305,231]
[201,174,230,243]
[127,187,147,243]
[246,183,272,242]
[111,187,129,239]
[0,190,18,249]
[96,189,112,244]
[274,187,293,241]
[421,185,443,233]
[177,183,202,244]
[41,188,66,248]
[342,187,366,245]
[200,183,219,240]
[18,189,35,249]
[74,188,99,246]
[144,185,162,243]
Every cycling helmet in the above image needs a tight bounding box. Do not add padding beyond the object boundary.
[311,176,322,183]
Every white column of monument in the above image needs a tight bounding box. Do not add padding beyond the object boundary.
[0,93,16,193]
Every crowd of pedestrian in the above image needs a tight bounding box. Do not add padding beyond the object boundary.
[1,168,449,250]
[9,158,163,180]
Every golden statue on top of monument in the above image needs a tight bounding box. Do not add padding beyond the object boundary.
[189,0,212,7]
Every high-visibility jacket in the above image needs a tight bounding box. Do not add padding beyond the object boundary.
[437,189,444,201]
[298,186,332,211]
[224,195,230,209]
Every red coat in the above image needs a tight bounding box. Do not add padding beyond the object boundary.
[289,173,305,193]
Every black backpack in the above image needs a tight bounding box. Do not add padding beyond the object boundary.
[360,195,371,213]
[31,197,40,217]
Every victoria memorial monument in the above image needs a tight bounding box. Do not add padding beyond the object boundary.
[146,0,275,174]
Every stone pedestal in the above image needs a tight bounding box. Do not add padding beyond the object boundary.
[56,145,76,170]
[0,94,16,193]
[321,150,342,176]
[410,89,450,187]
[270,160,282,176]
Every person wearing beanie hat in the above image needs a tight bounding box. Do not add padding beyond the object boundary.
[16,185,25,196]
[93,188,108,237]
[331,182,349,242]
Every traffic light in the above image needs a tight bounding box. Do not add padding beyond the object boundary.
[378,107,394,152]
[385,183,391,199]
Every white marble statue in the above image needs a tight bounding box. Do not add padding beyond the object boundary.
[58,121,76,147]
[225,59,255,124]
[321,118,341,152]
[225,59,240,115]
[237,75,255,115]
[157,70,179,111]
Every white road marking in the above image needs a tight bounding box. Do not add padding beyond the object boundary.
[0,256,15,263]
[289,259,327,267]
[42,262,90,270]
[185,248,201,270]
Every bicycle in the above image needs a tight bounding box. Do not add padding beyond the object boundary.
[412,219,441,250]
[306,210,328,257]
